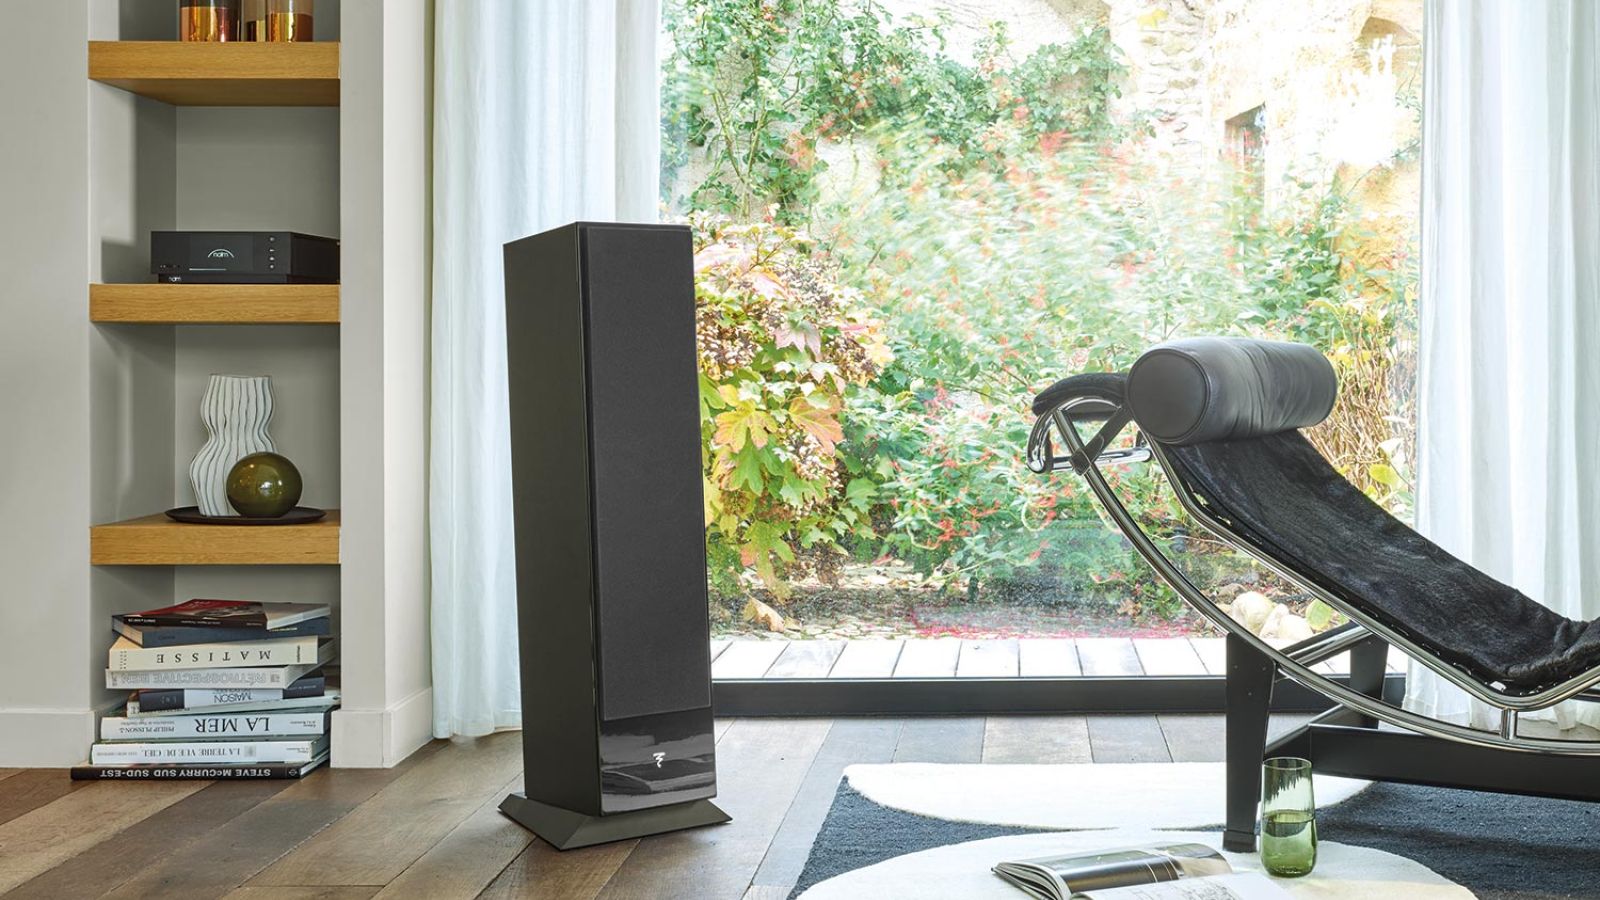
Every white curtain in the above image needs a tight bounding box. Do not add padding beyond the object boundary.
[431,0,662,738]
[1406,0,1600,730]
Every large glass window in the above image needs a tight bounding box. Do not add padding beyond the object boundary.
[664,1,1421,652]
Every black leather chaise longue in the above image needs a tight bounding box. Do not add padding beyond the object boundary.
[1026,337,1600,852]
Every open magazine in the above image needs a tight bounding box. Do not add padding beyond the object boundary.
[993,843,1290,900]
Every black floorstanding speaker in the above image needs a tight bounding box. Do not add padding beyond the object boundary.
[498,222,730,850]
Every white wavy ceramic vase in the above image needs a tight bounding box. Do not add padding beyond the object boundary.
[188,374,278,517]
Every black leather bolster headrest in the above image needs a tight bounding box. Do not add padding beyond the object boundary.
[1125,337,1337,445]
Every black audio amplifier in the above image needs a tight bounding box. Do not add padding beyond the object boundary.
[151,231,339,284]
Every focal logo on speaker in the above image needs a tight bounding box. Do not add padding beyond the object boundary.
[653,752,666,768]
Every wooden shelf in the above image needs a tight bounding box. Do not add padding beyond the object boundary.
[91,510,340,566]
[88,41,339,106]
[91,283,339,324]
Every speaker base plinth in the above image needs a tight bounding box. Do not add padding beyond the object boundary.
[498,792,731,850]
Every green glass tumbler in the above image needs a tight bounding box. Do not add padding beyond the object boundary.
[1261,756,1317,877]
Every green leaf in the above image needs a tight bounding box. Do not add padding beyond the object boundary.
[1368,464,1401,487]
[730,447,765,492]
[699,373,729,411]
[845,477,877,508]
[777,476,809,506]
[759,450,788,476]
[1306,599,1341,631]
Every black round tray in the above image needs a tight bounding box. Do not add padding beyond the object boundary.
[164,506,327,526]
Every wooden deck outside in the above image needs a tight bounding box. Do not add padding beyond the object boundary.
[710,636,1410,679]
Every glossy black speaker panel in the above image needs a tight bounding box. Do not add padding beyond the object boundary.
[599,708,718,814]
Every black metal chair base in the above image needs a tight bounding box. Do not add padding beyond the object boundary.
[1224,633,1600,852]
[498,793,731,850]
[1269,719,1600,803]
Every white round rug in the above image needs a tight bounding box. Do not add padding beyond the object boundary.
[844,763,1370,830]
[796,829,1472,899]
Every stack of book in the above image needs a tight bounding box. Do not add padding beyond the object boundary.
[74,599,339,781]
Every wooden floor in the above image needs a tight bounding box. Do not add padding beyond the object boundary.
[711,637,1409,679]
[0,713,1294,900]
[18,710,1589,899]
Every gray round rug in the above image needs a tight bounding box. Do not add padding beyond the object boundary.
[792,781,1600,899]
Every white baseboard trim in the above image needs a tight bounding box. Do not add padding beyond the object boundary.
[331,686,434,768]
[0,708,99,767]
[387,685,435,762]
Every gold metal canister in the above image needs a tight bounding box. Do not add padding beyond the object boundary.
[266,0,313,42]
[241,0,268,41]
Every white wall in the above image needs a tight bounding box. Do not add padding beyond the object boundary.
[0,0,97,765]
[333,0,433,767]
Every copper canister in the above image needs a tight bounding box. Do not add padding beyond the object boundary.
[179,0,239,41]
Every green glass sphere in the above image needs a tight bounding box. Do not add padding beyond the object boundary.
[226,452,304,518]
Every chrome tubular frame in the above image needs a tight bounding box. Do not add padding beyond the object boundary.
[1028,395,1600,757]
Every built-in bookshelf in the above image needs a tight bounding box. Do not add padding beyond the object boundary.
[85,28,350,761]
[44,2,434,770]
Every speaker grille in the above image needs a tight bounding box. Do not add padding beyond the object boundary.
[580,224,713,721]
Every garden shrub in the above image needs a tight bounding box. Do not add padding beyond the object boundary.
[826,133,1275,603]
[692,217,892,598]
[667,0,1418,621]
